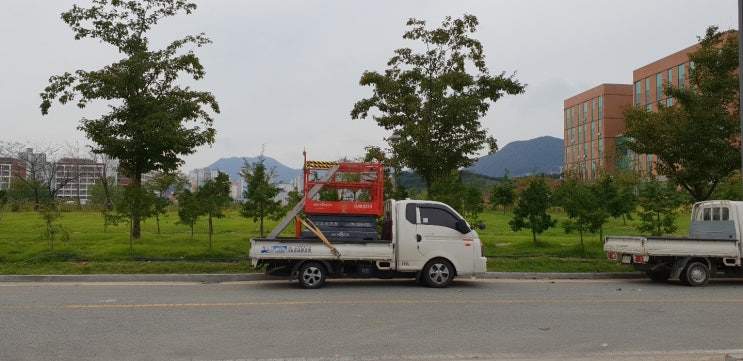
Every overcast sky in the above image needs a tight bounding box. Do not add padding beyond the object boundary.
[0,1,737,170]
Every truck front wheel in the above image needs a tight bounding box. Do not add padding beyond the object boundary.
[682,261,710,287]
[421,259,454,288]
[298,262,326,289]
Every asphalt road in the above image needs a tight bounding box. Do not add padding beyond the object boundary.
[1,277,743,361]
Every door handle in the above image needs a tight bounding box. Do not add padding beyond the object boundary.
[416,234,422,242]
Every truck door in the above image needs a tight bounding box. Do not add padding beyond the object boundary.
[395,203,475,272]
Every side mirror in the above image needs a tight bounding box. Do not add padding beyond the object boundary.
[477,222,486,230]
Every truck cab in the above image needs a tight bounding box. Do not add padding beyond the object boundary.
[391,200,485,280]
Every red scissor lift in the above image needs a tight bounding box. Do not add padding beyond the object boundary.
[296,159,384,241]
[303,160,384,216]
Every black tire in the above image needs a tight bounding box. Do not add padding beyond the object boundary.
[421,259,455,288]
[298,262,326,289]
[683,261,710,287]
[646,270,671,282]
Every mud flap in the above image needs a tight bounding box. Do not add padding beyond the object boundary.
[670,257,692,280]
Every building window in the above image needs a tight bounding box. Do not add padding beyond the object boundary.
[591,98,595,121]
[678,64,685,89]
[634,81,641,106]
[598,95,603,119]
[645,78,650,105]
[656,73,663,102]
[667,69,673,88]
[666,98,673,107]
[591,122,595,140]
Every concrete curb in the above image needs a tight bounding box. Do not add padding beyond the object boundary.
[0,272,645,283]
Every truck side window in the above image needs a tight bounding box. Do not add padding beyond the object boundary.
[405,203,417,224]
[703,208,711,221]
[419,206,458,230]
[713,207,720,221]
[723,207,730,220]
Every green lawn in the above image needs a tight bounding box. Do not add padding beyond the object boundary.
[0,206,689,275]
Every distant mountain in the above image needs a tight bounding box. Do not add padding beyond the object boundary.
[204,136,563,183]
[207,156,301,183]
[467,136,563,178]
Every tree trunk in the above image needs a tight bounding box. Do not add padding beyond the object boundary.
[132,176,142,239]
[208,214,213,251]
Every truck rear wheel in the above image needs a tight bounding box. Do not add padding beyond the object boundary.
[683,261,710,287]
[421,259,454,288]
[298,262,326,289]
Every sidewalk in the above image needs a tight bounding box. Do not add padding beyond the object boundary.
[0,272,644,283]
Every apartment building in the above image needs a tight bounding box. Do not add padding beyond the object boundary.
[0,157,26,190]
[54,158,105,201]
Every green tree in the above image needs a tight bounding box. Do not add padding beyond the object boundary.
[116,184,159,252]
[38,201,69,251]
[0,189,7,222]
[89,177,123,208]
[622,26,739,201]
[6,178,38,211]
[197,172,232,251]
[490,170,515,213]
[40,0,219,239]
[364,145,408,201]
[637,178,684,236]
[553,179,607,252]
[351,14,525,191]
[241,156,283,237]
[429,175,484,224]
[145,171,188,234]
[509,175,557,242]
[176,189,200,239]
[593,175,636,239]
[284,187,304,213]
[460,185,485,224]
[711,170,743,200]
[89,177,125,232]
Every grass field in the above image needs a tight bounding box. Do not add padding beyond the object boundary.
[0,205,691,275]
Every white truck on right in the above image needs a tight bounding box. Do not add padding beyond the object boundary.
[604,200,743,286]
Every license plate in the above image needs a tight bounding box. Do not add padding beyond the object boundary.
[621,255,631,264]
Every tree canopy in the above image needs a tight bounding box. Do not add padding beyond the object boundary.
[509,175,556,242]
[40,0,219,238]
[351,14,525,191]
[241,156,284,238]
[622,26,739,201]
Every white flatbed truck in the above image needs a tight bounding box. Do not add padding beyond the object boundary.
[604,200,743,286]
[250,198,487,288]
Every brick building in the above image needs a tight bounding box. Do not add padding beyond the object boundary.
[563,31,731,180]
[563,84,633,180]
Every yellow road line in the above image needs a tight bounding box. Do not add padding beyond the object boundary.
[3,298,743,311]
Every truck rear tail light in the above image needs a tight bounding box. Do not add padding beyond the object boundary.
[607,252,617,260]
[633,255,648,264]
